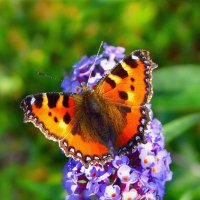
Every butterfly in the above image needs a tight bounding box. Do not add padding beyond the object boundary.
[20,50,157,165]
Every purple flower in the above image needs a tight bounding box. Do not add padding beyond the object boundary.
[122,189,138,200]
[61,43,126,92]
[139,149,155,168]
[112,155,129,169]
[83,181,99,198]
[84,165,99,181]
[117,165,138,184]
[62,43,172,199]
[101,185,121,200]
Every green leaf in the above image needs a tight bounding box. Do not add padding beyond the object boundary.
[17,178,63,200]
[153,65,200,112]
[163,113,200,143]
[167,166,200,199]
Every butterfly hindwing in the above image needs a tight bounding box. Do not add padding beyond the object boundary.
[116,105,150,152]
[59,136,111,164]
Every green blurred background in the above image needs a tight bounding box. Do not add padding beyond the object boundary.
[0,1,200,199]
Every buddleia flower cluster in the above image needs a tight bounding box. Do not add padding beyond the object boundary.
[61,43,172,200]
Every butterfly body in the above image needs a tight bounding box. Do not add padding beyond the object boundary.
[75,84,127,151]
[21,50,157,165]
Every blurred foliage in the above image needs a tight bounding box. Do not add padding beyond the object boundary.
[0,0,200,200]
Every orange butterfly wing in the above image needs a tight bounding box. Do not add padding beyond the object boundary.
[20,93,110,164]
[97,50,157,152]
[21,50,157,164]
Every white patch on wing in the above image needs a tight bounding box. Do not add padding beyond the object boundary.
[131,54,139,60]
[30,97,35,105]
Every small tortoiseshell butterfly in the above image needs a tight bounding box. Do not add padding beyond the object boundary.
[20,50,157,165]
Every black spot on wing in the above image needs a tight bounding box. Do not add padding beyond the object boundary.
[54,117,58,123]
[34,94,43,108]
[124,55,138,68]
[130,85,135,91]
[118,91,128,100]
[131,77,135,82]
[63,94,69,107]
[63,112,71,124]
[47,93,59,108]
[48,112,52,116]
[111,64,128,79]
[125,107,131,113]
[105,77,116,89]
[119,106,131,113]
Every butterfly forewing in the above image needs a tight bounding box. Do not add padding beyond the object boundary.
[97,50,157,106]
[20,93,76,141]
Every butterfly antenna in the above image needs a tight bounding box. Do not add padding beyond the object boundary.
[37,72,61,82]
[87,41,104,86]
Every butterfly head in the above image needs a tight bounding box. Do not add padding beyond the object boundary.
[80,82,94,94]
